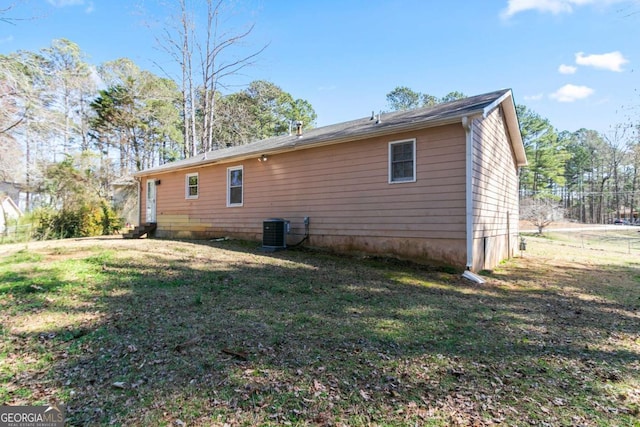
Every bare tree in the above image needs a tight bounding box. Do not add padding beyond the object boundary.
[521,197,565,234]
[603,125,630,221]
[178,0,197,157]
[0,50,57,210]
[156,0,267,156]
[0,133,21,183]
[0,53,31,136]
[42,39,97,154]
[0,4,18,25]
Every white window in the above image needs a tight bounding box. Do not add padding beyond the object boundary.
[227,166,243,207]
[186,173,199,199]
[389,139,416,183]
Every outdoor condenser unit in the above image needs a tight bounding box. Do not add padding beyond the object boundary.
[262,218,289,250]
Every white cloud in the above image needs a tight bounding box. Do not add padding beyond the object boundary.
[502,0,576,18]
[524,93,544,101]
[575,51,628,72]
[46,0,85,7]
[558,64,577,74]
[501,0,622,18]
[46,0,93,13]
[550,84,594,102]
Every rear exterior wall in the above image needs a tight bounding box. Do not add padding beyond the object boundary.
[141,125,468,266]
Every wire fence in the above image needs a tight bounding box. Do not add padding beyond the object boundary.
[521,226,640,256]
[0,223,35,244]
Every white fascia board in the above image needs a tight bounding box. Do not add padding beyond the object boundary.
[483,89,527,167]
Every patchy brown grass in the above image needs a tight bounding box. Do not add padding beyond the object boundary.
[0,234,639,426]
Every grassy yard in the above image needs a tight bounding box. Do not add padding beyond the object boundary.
[0,234,639,426]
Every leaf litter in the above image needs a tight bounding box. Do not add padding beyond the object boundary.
[0,235,638,425]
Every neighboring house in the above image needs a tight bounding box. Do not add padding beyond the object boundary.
[111,176,139,228]
[0,195,23,234]
[134,89,527,271]
[0,182,22,210]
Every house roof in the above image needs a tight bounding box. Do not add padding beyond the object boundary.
[0,195,22,216]
[135,88,526,177]
[111,175,137,187]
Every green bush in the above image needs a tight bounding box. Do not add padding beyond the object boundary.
[31,200,122,240]
[100,200,123,235]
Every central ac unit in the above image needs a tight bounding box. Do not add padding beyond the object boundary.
[262,218,289,250]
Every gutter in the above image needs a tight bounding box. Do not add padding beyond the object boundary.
[462,116,475,271]
[134,115,477,178]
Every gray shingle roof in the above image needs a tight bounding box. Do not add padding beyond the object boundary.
[136,88,523,176]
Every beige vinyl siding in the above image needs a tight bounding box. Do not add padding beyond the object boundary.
[141,124,468,265]
[471,108,520,270]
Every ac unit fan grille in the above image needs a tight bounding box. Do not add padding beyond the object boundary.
[263,219,287,248]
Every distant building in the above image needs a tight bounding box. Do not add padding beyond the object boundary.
[111,176,139,228]
[0,182,22,209]
[0,194,23,234]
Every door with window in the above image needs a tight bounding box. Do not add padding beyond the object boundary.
[146,179,156,223]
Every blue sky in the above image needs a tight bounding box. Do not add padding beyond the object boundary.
[1,0,638,136]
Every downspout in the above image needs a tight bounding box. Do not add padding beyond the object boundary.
[462,116,474,270]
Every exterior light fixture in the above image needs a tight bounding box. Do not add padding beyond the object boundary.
[259,154,268,162]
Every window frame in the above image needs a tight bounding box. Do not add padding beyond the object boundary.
[388,138,417,184]
[185,172,199,199]
[227,165,244,207]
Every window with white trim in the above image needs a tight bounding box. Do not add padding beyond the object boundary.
[227,166,243,207]
[389,139,416,183]
[186,173,199,199]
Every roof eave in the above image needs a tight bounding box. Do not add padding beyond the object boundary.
[272,114,478,153]
[484,89,527,167]
[134,113,481,177]
[504,106,527,167]
[134,158,221,177]
[2,196,22,215]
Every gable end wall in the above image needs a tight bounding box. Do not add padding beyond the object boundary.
[471,108,520,271]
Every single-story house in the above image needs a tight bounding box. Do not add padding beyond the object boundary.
[134,89,527,271]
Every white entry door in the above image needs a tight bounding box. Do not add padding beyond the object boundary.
[146,180,156,223]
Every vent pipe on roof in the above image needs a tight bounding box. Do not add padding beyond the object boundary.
[376,111,382,124]
[370,111,375,120]
[296,121,303,137]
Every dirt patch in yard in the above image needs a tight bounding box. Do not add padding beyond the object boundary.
[1,235,638,426]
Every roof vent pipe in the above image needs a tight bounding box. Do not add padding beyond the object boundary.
[296,121,303,137]
[376,111,382,124]
[370,111,375,120]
